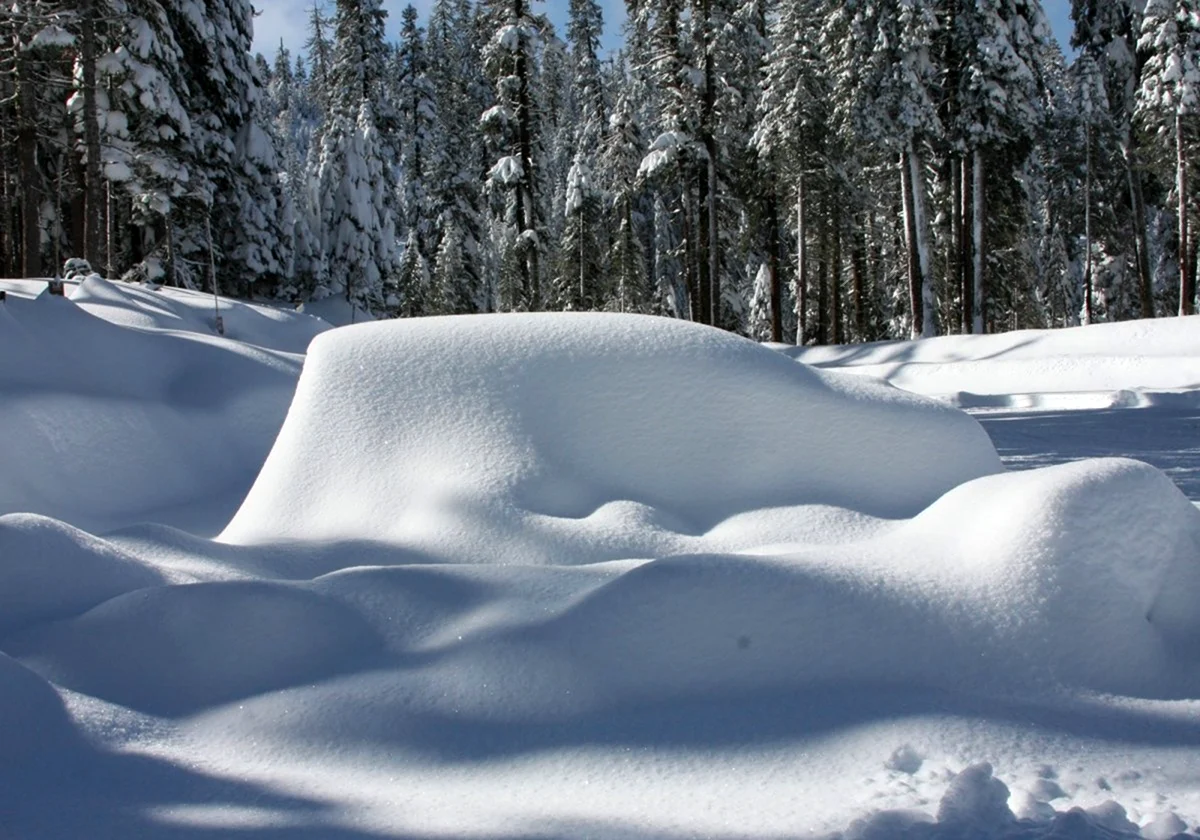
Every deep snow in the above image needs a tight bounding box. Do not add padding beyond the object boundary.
[2,278,1200,839]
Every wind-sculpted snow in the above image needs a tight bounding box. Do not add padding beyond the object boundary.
[2,293,1200,838]
[787,314,1200,408]
[0,278,320,533]
[221,313,1003,555]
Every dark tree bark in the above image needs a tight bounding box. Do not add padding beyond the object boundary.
[81,0,104,266]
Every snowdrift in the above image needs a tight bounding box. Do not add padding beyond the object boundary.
[222,313,1002,556]
[787,315,1200,408]
[3,300,1200,838]
[0,276,325,533]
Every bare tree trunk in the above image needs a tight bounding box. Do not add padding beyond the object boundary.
[795,175,807,345]
[81,0,103,265]
[0,120,14,276]
[1084,123,1094,325]
[831,197,843,344]
[973,147,986,333]
[16,40,41,278]
[695,0,719,328]
[696,161,711,326]
[960,155,973,334]
[767,191,782,343]
[949,154,962,333]
[1178,113,1193,316]
[900,146,924,339]
[817,191,829,346]
[513,0,539,310]
[851,218,866,341]
[1121,137,1155,318]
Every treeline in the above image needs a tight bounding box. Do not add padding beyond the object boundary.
[2,0,1199,342]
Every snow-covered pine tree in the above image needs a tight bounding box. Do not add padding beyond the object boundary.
[553,151,605,309]
[1072,0,1156,317]
[1073,52,1111,323]
[634,0,702,320]
[838,0,940,339]
[1136,0,1200,315]
[395,5,437,256]
[427,0,488,311]
[481,0,548,311]
[753,0,830,344]
[601,81,649,314]
[304,1,334,119]
[317,0,400,312]
[395,227,430,316]
[948,0,1055,333]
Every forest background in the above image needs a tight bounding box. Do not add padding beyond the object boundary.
[2,0,1197,344]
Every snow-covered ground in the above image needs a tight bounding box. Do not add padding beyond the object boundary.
[3,277,1200,840]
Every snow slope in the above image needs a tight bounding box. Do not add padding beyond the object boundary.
[784,316,1200,409]
[1,284,1199,839]
[0,276,327,533]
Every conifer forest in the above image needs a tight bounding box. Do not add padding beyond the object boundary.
[3,0,1200,343]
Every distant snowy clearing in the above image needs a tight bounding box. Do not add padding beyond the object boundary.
[2,278,1199,839]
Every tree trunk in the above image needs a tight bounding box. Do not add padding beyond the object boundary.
[1123,139,1154,318]
[81,0,103,265]
[949,154,962,333]
[817,191,829,346]
[1084,123,1093,325]
[831,197,843,344]
[961,155,974,334]
[16,40,41,278]
[1178,112,1193,316]
[851,219,866,341]
[795,175,807,345]
[767,191,782,343]
[972,147,986,333]
[513,0,539,310]
[701,0,719,328]
[900,145,924,339]
[696,160,712,326]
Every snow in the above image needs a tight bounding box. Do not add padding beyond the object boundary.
[2,279,1200,839]
[784,316,1200,410]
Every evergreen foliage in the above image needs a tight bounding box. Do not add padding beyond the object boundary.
[4,0,1200,337]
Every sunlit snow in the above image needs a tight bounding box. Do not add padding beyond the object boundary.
[2,275,1199,840]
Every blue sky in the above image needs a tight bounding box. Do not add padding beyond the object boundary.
[252,0,1075,64]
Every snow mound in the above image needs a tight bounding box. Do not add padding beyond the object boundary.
[0,652,79,763]
[70,274,330,354]
[11,580,381,716]
[0,513,162,632]
[552,458,1200,702]
[0,280,306,533]
[786,316,1200,404]
[222,313,1002,556]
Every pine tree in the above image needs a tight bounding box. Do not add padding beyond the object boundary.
[316,0,400,312]
[1136,0,1200,315]
[1072,0,1157,317]
[395,5,437,253]
[601,81,649,314]
[553,151,605,309]
[482,0,548,311]
[753,0,830,343]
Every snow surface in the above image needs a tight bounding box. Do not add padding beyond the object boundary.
[2,280,1200,839]
[784,316,1200,410]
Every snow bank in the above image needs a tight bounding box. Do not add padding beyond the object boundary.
[0,513,161,632]
[2,301,1199,837]
[222,313,1002,556]
[0,652,79,763]
[0,278,311,533]
[787,315,1200,405]
[70,274,329,354]
[10,580,381,716]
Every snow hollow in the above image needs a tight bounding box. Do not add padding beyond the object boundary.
[2,277,1200,839]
